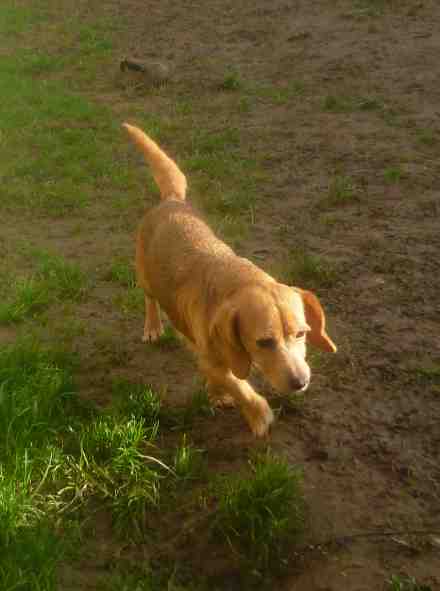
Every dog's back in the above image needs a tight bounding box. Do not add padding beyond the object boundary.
[124,124,270,343]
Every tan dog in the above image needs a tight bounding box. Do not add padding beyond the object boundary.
[123,123,337,436]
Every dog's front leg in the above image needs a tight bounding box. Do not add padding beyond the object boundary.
[201,362,274,437]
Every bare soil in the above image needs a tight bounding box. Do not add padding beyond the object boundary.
[8,0,440,588]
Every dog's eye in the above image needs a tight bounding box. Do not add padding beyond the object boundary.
[256,337,277,349]
[296,331,306,340]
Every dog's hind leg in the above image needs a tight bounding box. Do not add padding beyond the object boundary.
[142,296,164,342]
[135,232,164,342]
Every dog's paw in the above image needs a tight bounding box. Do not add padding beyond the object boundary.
[244,396,274,438]
[142,326,164,343]
[209,393,236,408]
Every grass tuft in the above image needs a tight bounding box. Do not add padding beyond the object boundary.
[326,175,358,206]
[389,574,433,591]
[112,379,162,424]
[161,389,214,431]
[106,260,137,288]
[215,454,304,569]
[219,71,243,91]
[384,167,403,184]
[284,249,338,290]
[0,251,86,324]
[60,411,166,534]
[172,434,204,482]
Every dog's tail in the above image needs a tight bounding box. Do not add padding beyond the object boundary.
[122,123,187,201]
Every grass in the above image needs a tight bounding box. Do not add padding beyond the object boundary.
[183,126,262,221]
[252,81,305,105]
[112,379,162,423]
[106,260,137,288]
[99,568,157,591]
[384,166,403,184]
[0,340,80,590]
[283,249,338,290]
[214,454,304,569]
[416,128,437,147]
[0,4,48,35]
[0,340,189,587]
[411,364,440,386]
[219,71,243,91]
[322,95,353,113]
[172,434,204,482]
[57,379,168,534]
[1,64,121,214]
[353,0,392,17]
[388,574,433,591]
[325,175,358,206]
[323,94,385,114]
[98,564,199,591]
[0,4,131,217]
[160,389,214,431]
[114,286,144,316]
[0,250,86,324]
[63,414,166,534]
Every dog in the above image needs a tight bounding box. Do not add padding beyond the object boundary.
[123,123,337,436]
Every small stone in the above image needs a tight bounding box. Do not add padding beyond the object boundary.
[119,58,171,87]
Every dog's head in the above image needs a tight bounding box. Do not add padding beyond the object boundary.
[209,283,336,393]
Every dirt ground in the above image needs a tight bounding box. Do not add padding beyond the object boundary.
[7,0,440,588]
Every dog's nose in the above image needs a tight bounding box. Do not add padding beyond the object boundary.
[289,376,309,392]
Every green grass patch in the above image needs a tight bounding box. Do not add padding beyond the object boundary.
[0,4,48,36]
[1,522,65,591]
[160,389,214,432]
[0,339,180,586]
[214,454,304,569]
[284,249,338,290]
[416,128,438,147]
[0,341,78,454]
[251,81,305,105]
[388,574,433,591]
[0,2,128,217]
[62,414,166,534]
[410,364,440,386]
[111,379,162,423]
[0,340,80,590]
[218,71,243,91]
[322,95,353,113]
[353,0,390,17]
[98,563,197,591]
[186,128,261,218]
[114,286,144,316]
[172,435,204,482]
[45,378,170,537]
[323,94,384,113]
[106,261,137,288]
[189,127,240,156]
[154,325,181,348]
[325,175,358,206]
[0,59,124,214]
[0,251,86,324]
[384,167,403,184]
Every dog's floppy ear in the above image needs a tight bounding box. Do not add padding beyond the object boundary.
[296,289,337,353]
[209,302,251,379]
